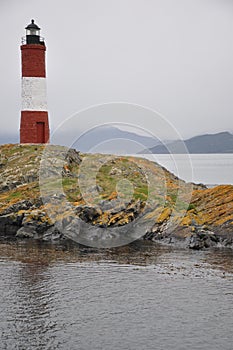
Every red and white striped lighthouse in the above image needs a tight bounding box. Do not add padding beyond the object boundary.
[20,19,50,144]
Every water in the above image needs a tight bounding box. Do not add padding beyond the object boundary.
[138,154,233,185]
[0,239,232,350]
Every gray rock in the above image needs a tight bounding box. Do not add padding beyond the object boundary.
[0,200,33,215]
[16,226,36,238]
[189,231,219,250]
[41,227,64,241]
[0,213,24,236]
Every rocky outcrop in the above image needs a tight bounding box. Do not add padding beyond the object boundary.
[144,222,233,249]
[143,185,233,249]
[0,144,233,249]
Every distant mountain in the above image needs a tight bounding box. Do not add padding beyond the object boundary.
[141,132,233,154]
[54,126,161,153]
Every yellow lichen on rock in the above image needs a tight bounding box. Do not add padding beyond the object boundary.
[190,185,233,226]
[156,207,172,224]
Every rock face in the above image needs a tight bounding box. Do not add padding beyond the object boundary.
[143,184,233,249]
[0,144,233,249]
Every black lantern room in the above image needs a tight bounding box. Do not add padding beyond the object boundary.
[25,19,44,45]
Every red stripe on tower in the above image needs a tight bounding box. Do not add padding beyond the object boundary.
[20,19,50,144]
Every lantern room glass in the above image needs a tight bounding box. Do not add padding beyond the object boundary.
[26,28,40,36]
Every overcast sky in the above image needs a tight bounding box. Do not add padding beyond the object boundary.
[1,0,233,143]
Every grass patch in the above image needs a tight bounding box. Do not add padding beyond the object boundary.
[187,203,196,211]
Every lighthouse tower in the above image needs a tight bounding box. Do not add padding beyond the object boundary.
[20,20,50,144]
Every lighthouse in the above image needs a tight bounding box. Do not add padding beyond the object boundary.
[20,19,50,144]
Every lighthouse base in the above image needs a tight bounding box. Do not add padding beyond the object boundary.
[20,111,50,144]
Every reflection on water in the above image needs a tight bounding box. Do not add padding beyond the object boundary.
[0,239,232,350]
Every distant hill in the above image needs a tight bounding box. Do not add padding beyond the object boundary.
[141,132,233,154]
[53,126,161,153]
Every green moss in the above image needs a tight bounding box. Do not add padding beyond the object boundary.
[187,203,196,211]
[7,191,22,200]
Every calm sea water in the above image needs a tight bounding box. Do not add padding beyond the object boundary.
[138,154,233,185]
[0,240,232,350]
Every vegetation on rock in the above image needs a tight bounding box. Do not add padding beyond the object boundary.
[0,144,233,249]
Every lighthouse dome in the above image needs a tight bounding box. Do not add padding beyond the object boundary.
[25,19,40,31]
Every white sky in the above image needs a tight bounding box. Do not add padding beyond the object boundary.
[1,0,233,141]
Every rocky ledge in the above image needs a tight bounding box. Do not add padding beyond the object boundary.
[0,144,233,249]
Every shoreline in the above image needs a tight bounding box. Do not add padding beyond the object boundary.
[1,206,233,250]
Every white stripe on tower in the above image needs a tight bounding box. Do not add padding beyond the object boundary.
[22,77,47,111]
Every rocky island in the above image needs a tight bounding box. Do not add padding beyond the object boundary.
[0,144,233,249]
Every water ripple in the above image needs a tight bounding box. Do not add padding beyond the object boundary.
[0,240,232,350]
